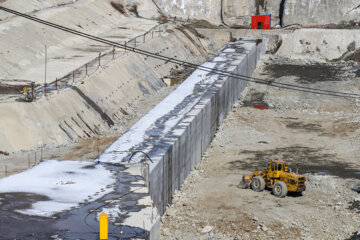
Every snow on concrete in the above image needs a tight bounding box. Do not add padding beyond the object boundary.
[0,160,116,217]
[99,62,218,164]
[96,206,127,222]
[223,48,236,53]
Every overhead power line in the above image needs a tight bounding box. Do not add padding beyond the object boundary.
[0,6,359,99]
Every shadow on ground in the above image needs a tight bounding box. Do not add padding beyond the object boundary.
[228,146,360,179]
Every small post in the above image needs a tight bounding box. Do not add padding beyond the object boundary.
[112,46,115,60]
[55,78,58,90]
[72,71,75,84]
[124,41,127,53]
[143,33,146,43]
[44,45,47,96]
[85,64,88,75]
[99,213,108,240]
[98,52,101,67]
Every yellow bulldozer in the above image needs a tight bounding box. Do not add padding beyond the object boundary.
[239,160,306,198]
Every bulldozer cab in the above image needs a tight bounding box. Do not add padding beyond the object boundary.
[267,161,287,178]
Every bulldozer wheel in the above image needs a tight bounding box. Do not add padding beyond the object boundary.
[250,176,265,192]
[273,181,288,198]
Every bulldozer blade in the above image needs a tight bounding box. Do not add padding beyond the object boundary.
[238,176,251,189]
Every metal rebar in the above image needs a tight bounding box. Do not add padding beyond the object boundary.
[98,52,101,67]
[55,78,58,90]
[112,46,115,59]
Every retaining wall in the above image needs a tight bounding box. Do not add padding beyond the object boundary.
[100,39,265,211]
[146,40,265,215]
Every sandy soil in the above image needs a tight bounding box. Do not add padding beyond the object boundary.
[160,56,360,240]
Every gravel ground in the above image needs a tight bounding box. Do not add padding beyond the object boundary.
[160,56,360,240]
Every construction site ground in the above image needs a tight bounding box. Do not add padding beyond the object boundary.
[160,55,360,240]
[0,85,176,178]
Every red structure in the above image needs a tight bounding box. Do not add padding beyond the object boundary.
[251,15,271,30]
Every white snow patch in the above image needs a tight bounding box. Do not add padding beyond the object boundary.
[213,56,226,62]
[97,207,127,222]
[0,160,116,217]
[223,48,236,53]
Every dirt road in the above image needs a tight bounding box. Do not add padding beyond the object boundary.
[160,56,360,240]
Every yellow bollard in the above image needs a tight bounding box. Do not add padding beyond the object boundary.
[99,212,108,240]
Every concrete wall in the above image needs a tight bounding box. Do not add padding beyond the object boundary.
[145,40,265,215]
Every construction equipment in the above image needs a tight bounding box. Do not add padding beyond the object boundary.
[239,160,306,198]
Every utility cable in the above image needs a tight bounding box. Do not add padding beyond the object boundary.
[0,6,358,98]
[0,6,360,99]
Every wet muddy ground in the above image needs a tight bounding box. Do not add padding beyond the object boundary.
[0,164,149,240]
[264,63,344,83]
